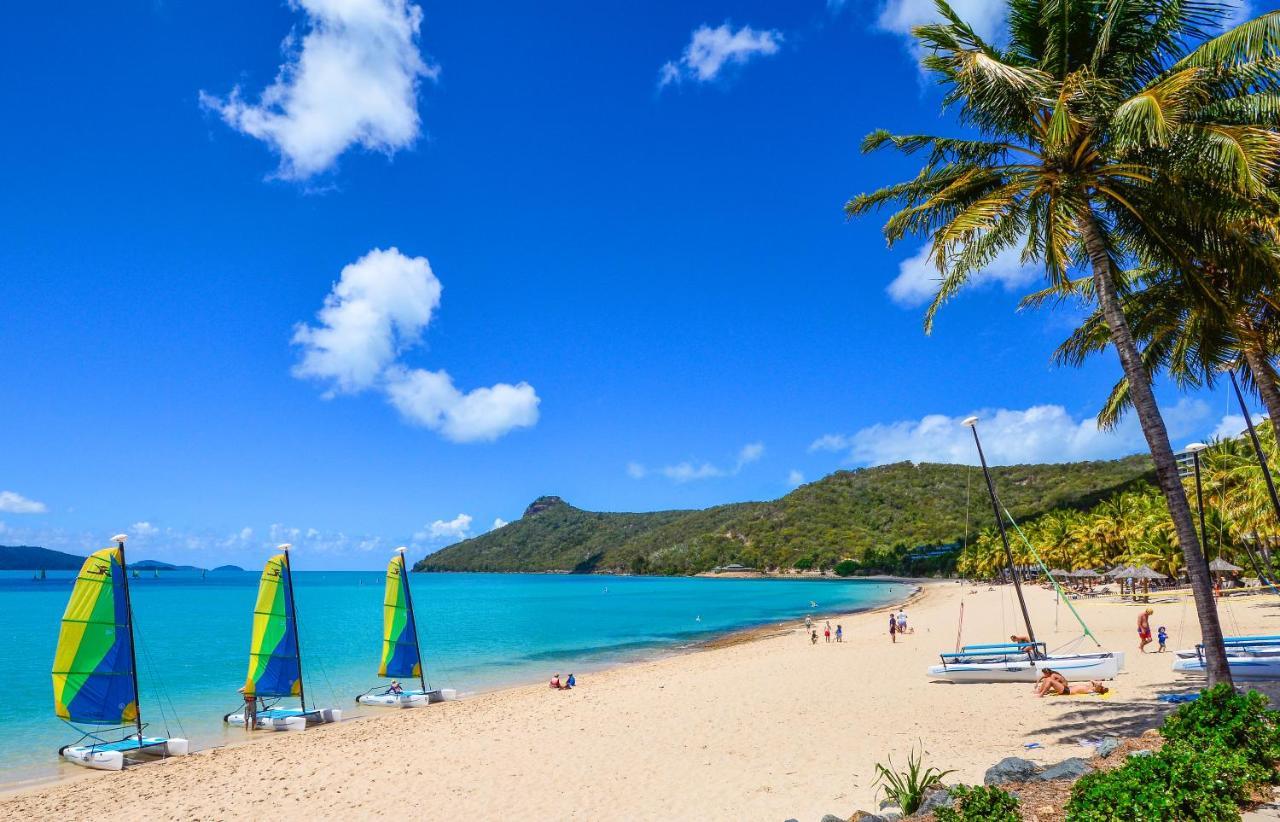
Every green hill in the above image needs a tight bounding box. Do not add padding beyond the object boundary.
[0,545,86,571]
[415,456,1155,575]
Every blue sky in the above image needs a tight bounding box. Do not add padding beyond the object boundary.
[0,0,1258,568]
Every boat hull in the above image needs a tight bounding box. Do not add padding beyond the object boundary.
[357,690,430,708]
[1173,655,1280,681]
[61,736,188,770]
[928,653,1123,683]
[224,707,340,730]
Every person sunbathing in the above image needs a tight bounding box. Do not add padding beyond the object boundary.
[1034,668,1108,697]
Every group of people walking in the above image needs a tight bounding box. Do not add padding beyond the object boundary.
[804,615,842,644]
[888,609,909,642]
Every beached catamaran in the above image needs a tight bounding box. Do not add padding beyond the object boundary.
[356,547,455,707]
[53,534,188,770]
[928,417,1122,684]
[223,544,340,730]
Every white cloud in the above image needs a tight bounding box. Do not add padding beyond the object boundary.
[1211,413,1251,442]
[809,434,851,453]
[877,0,1007,46]
[662,461,725,482]
[0,491,47,514]
[130,521,160,538]
[658,23,782,88]
[293,247,540,442]
[787,469,805,486]
[240,527,255,541]
[736,442,765,470]
[427,513,472,540]
[491,517,508,531]
[818,399,1210,467]
[200,0,436,180]
[626,462,648,479]
[887,244,1037,308]
[293,247,442,394]
[384,367,539,442]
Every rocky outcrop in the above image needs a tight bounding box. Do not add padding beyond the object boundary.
[984,756,1042,785]
[1037,757,1094,781]
[522,496,567,518]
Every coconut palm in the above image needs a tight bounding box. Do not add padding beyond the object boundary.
[847,0,1280,683]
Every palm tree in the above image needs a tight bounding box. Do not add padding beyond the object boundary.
[847,0,1280,684]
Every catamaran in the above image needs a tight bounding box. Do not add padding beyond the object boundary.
[356,547,455,707]
[1172,634,1280,681]
[223,545,340,731]
[53,534,188,770]
[928,416,1123,684]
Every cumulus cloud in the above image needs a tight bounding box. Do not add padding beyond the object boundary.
[426,513,472,540]
[292,247,540,442]
[0,491,47,514]
[240,526,255,541]
[736,442,765,470]
[631,441,766,482]
[200,0,436,180]
[815,399,1210,467]
[491,517,508,531]
[877,0,1008,46]
[887,244,1037,308]
[626,462,648,479]
[130,521,160,538]
[787,469,805,486]
[658,23,782,88]
[663,462,726,482]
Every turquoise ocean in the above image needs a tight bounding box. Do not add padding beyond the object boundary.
[0,570,905,787]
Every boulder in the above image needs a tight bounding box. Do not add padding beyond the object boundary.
[849,812,899,822]
[1096,737,1121,758]
[1037,757,1094,781]
[820,816,847,822]
[917,787,955,814]
[984,757,1042,785]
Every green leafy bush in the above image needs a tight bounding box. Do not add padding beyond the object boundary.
[1065,744,1255,821]
[1161,683,1280,776]
[833,559,858,576]
[873,747,954,816]
[934,784,1019,821]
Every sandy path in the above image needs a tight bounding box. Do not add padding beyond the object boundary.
[5,580,1276,821]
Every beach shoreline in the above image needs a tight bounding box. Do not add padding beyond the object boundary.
[4,578,1264,820]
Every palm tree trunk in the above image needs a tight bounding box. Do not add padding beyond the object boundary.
[1078,210,1232,685]
[1242,345,1280,427]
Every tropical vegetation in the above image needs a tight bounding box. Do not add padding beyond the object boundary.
[847,0,1280,685]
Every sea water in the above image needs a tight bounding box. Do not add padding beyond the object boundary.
[0,570,904,787]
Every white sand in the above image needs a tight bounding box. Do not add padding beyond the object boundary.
[3,580,1270,821]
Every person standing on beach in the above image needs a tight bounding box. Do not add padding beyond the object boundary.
[889,613,897,643]
[810,629,818,645]
[805,615,813,631]
[835,624,843,643]
[1138,608,1154,652]
[824,624,831,643]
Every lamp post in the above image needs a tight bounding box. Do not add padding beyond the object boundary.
[1185,442,1214,587]
[962,415,1036,645]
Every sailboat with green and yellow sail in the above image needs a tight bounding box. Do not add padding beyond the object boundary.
[223,544,339,731]
[356,547,455,707]
[53,534,188,770]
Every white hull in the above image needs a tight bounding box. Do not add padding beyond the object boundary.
[1173,654,1280,681]
[356,688,457,708]
[61,736,188,771]
[929,652,1123,683]
[429,688,457,703]
[224,707,340,730]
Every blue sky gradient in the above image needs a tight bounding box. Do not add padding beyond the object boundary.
[0,0,1257,567]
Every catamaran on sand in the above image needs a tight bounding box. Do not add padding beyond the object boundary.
[53,534,188,770]
[224,544,340,731]
[356,547,456,707]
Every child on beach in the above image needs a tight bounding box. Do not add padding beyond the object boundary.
[810,629,818,645]
[550,674,562,689]
[889,613,897,643]
[835,625,843,643]
[824,625,831,643]
[1157,627,1168,652]
[565,673,576,689]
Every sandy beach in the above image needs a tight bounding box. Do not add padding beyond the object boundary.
[5,579,1274,821]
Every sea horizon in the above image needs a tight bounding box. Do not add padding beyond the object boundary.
[2,570,909,789]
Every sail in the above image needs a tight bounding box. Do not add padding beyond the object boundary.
[243,554,301,698]
[378,557,421,679]
[52,547,138,725]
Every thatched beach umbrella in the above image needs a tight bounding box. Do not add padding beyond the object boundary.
[1071,569,1103,578]
[1209,557,1243,573]
[1130,566,1168,580]
[1105,565,1137,578]
[1047,569,1071,578]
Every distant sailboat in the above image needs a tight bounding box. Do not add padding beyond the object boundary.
[223,545,339,731]
[131,569,139,579]
[152,568,159,579]
[53,534,188,770]
[356,548,454,707]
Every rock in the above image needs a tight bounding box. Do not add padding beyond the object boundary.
[849,812,899,822]
[820,816,847,822]
[917,787,955,814]
[1128,749,1154,758]
[783,818,799,822]
[1037,757,1094,781]
[522,496,567,518]
[1096,737,1121,758]
[984,756,1042,785]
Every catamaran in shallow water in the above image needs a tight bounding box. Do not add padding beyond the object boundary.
[53,534,188,770]
[356,547,456,707]
[224,545,340,731]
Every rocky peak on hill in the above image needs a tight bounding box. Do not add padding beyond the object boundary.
[523,496,568,518]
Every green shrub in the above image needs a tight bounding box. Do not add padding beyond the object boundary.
[833,559,858,577]
[873,747,954,815]
[934,785,1019,821]
[1065,744,1255,821]
[1161,683,1280,775]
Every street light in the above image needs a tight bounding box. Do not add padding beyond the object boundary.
[1185,442,1213,586]
[962,415,1037,645]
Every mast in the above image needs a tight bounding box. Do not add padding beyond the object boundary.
[279,544,306,712]
[962,417,1037,647]
[114,533,146,740]
[397,547,428,694]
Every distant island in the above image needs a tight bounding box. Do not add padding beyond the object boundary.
[415,456,1154,576]
[210,564,246,573]
[0,545,207,572]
